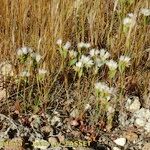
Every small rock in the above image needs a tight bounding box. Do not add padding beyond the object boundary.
[123,131,138,142]
[113,147,121,150]
[125,96,141,113]
[134,118,146,127]
[70,109,79,118]
[48,137,58,145]
[41,125,53,133]
[114,138,126,146]
[142,143,150,150]
[70,120,79,126]
[51,116,61,126]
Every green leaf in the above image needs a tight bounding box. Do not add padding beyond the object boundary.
[69,58,77,66]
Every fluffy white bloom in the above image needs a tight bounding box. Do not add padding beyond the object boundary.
[56,39,62,46]
[80,55,94,68]
[77,42,91,48]
[38,69,47,75]
[17,47,32,56]
[31,53,42,63]
[140,8,150,16]
[75,61,83,68]
[106,60,118,70]
[20,70,30,77]
[123,13,136,27]
[95,58,104,67]
[119,55,130,64]
[0,62,13,76]
[69,50,78,58]
[99,49,110,61]
[17,49,23,56]
[63,41,71,50]
[95,82,114,96]
[21,47,28,54]
[33,139,49,150]
[89,49,100,57]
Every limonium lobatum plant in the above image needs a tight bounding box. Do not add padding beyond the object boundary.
[56,39,71,59]
[16,46,47,82]
[106,60,118,79]
[118,55,131,74]
[94,82,114,101]
[122,13,136,33]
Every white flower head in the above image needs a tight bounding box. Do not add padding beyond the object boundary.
[106,60,118,70]
[56,39,62,46]
[77,42,91,48]
[89,49,100,57]
[69,50,78,58]
[20,70,30,77]
[140,8,150,16]
[38,69,47,75]
[123,13,136,26]
[95,58,104,68]
[80,55,94,68]
[17,47,33,56]
[31,53,42,63]
[99,49,110,61]
[119,55,130,65]
[21,47,28,55]
[17,49,23,56]
[75,61,83,68]
[63,41,71,50]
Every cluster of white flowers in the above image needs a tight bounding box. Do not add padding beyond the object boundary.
[20,70,30,77]
[77,42,91,48]
[17,46,33,56]
[99,49,110,61]
[16,46,48,79]
[63,41,71,50]
[140,8,150,16]
[95,82,114,100]
[89,48,100,57]
[106,59,118,70]
[119,55,130,66]
[75,55,94,70]
[68,50,78,58]
[80,55,94,68]
[123,13,136,27]
[56,39,71,50]
[38,69,47,75]
[31,53,42,63]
